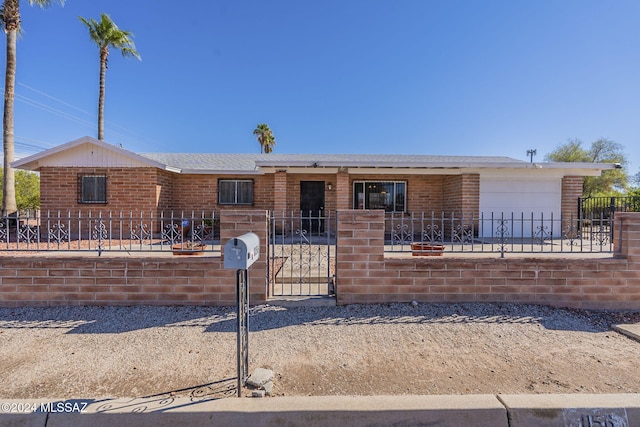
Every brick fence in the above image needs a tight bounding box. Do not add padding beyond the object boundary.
[336,211,640,309]
[0,210,268,307]
[1,210,639,309]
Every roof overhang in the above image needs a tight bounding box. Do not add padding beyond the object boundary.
[179,169,264,175]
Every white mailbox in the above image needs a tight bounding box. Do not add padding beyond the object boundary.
[224,232,260,270]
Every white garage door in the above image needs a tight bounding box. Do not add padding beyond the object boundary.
[479,177,562,238]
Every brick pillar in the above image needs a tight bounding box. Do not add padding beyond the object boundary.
[335,170,350,211]
[220,210,269,304]
[336,210,385,304]
[614,213,640,260]
[460,174,480,217]
[561,176,583,236]
[273,171,287,214]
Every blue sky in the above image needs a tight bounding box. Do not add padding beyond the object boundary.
[5,0,640,175]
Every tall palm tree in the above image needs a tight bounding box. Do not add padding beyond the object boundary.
[253,123,276,154]
[79,13,140,141]
[1,0,63,217]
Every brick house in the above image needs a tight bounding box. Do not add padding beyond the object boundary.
[13,136,615,236]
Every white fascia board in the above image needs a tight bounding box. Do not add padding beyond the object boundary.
[347,167,465,175]
[179,169,264,175]
[255,160,317,168]
[258,167,340,174]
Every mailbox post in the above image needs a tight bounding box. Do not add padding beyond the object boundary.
[224,232,260,397]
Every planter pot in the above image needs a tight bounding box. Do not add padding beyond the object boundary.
[172,243,206,256]
[411,243,444,256]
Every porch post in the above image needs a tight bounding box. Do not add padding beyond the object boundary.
[335,169,350,211]
[273,171,287,214]
[561,176,583,233]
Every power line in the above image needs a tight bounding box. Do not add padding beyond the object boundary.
[1,83,159,151]
[18,82,94,118]
[16,82,156,148]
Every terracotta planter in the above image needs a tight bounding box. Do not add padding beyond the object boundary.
[172,243,206,256]
[411,243,444,256]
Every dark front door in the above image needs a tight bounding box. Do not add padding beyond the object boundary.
[300,181,325,233]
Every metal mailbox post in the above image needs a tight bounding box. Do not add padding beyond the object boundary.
[223,232,260,397]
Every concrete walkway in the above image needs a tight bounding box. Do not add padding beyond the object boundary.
[2,394,639,426]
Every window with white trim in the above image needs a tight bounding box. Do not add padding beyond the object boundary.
[218,179,254,205]
[353,181,406,212]
[79,175,107,204]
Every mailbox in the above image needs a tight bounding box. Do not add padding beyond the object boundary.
[224,232,260,270]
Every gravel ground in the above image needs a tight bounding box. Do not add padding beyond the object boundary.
[0,302,639,399]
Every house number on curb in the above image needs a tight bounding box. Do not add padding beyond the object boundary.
[563,408,629,427]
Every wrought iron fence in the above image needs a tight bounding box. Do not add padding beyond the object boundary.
[0,210,219,254]
[579,196,640,219]
[268,211,336,297]
[385,212,614,257]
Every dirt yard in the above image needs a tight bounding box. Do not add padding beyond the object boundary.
[0,303,639,400]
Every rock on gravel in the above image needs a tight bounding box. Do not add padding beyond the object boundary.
[0,303,639,399]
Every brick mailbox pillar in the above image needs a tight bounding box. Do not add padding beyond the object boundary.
[336,210,385,304]
[220,210,269,304]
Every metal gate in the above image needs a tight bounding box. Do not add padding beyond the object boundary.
[268,211,336,297]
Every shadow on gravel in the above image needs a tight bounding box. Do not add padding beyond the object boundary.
[0,305,237,334]
[1,303,636,335]
[203,303,630,334]
[140,377,238,402]
[40,379,238,414]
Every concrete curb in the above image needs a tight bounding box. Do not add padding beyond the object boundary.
[0,394,638,427]
[499,393,640,427]
[613,324,640,343]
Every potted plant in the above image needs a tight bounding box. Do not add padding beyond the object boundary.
[171,241,207,255]
[411,243,445,256]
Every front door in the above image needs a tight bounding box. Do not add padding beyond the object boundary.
[300,181,325,233]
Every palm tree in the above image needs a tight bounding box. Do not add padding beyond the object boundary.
[253,123,276,154]
[79,13,140,141]
[1,0,63,217]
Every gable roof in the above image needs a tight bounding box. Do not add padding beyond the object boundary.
[12,136,618,175]
[13,136,180,172]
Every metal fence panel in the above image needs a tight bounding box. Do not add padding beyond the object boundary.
[268,211,335,297]
[385,212,613,256]
[0,210,219,254]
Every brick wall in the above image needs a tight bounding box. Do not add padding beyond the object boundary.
[39,167,161,214]
[3,210,639,309]
[43,168,578,220]
[0,257,237,307]
[336,210,640,309]
[0,210,269,307]
[171,175,274,213]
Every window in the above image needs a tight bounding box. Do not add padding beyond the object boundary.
[353,181,406,212]
[79,175,107,204]
[219,179,254,205]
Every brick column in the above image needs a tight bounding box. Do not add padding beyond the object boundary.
[561,176,583,235]
[335,170,350,211]
[273,171,287,214]
[614,213,640,260]
[336,210,385,304]
[460,174,480,217]
[220,210,269,303]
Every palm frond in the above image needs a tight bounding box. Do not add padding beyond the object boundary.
[79,12,141,60]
